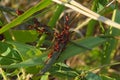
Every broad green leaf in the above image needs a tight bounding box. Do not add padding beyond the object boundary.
[1,54,47,68]
[0,0,52,34]
[0,42,11,53]
[1,42,46,68]
[40,72,49,80]
[0,41,21,65]
[7,41,42,60]
[12,30,39,43]
[58,37,106,61]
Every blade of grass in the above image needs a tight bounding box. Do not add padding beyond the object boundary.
[86,0,100,37]
[100,6,120,73]
[0,0,52,34]
[86,0,109,37]
[48,4,65,28]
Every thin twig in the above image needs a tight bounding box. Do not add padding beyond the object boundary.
[106,0,115,7]
[37,44,65,76]
[74,18,91,31]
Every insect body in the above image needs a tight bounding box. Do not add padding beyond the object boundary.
[47,15,70,59]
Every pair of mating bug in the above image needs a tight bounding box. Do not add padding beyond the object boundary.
[16,9,91,60]
[16,10,91,75]
[16,9,71,59]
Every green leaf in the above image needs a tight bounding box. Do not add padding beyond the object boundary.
[0,41,21,65]
[58,37,106,61]
[49,63,79,78]
[40,72,49,80]
[1,54,47,68]
[0,42,10,53]
[101,75,116,80]
[48,4,65,28]
[0,41,45,68]
[49,63,103,80]
[112,9,120,36]
[86,72,102,80]
[99,0,108,6]
[12,30,39,43]
[86,0,98,37]
[7,41,42,60]
[0,0,52,34]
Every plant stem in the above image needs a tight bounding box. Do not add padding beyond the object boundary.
[37,44,65,75]
[0,68,8,80]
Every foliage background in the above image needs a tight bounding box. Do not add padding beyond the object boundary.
[0,0,120,80]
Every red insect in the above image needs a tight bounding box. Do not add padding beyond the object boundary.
[48,50,54,59]
[47,15,70,60]
[16,9,24,15]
